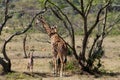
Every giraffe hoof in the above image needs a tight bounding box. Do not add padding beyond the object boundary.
[60,73,63,77]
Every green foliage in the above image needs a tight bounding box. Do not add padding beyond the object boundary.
[15,12,24,19]
[67,47,73,56]
[92,47,104,59]
[0,0,119,36]
[113,0,120,5]
[109,28,120,36]
[65,59,79,71]
[87,42,105,71]
[38,0,45,8]
[65,61,75,70]
[38,0,44,3]
[6,72,28,80]
[27,27,36,33]
[5,72,42,80]
[92,0,104,5]
[75,29,84,35]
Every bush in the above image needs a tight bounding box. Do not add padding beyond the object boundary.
[65,61,75,71]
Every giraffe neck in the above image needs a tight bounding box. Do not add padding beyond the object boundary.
[40,20,51,36]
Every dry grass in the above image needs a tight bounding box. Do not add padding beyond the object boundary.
[0,33,120,80]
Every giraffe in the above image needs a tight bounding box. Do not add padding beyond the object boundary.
[36,16,67,77]
[27,50,34,73]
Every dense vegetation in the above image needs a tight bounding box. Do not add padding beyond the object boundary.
[0,0,120,35]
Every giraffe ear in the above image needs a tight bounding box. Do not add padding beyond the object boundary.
[40,16,43,19]
[54,25,57,32]
[54,25,57,28]
[38,15,44,21]
[51,26,54,29]
[38,15,43,19]
[36,19,39,24]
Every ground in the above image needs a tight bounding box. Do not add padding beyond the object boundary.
[0,33,120,80]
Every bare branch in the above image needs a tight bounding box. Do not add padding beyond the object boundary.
[88,35,100,57]
[105,14,120,36]
[88,1,110,59]
[65,0,84,18]
[0,0,12,35]
[80,0,84,14]
[85,0,94,17]
[1,9,46,69]
[88,0,111,35]
[50,7,63,21]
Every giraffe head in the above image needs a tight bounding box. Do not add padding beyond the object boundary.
[36,16,45,24]
[50,25,57,34]
[49,25,57,37]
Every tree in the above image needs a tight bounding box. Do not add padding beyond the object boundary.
[0,0,46,73]
[40,0,120,73]
[0,0,12,73]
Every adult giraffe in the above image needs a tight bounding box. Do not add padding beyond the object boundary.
[36,16,68,77]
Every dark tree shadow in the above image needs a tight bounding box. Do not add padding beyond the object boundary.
[33,55,53,59]
[71,69,120,78]
[94,72,120,78]
[23,72,72,78]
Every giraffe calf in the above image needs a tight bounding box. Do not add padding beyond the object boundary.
[27,51,34,73]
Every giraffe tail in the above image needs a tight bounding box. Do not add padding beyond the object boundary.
[64,58,67,64]
[57,57,67,65]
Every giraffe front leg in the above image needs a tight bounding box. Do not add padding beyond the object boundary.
[60,62,63,77]
[53,57,57,76]
[55,59,57,76]
[59,57,63,77]
[52,58,55,74]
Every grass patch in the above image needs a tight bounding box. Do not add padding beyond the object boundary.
[48,58,79,72]
[109,28,120,36]
[5,72,38,80]
[6,72,27,80]
[65,61,75,71]
[65,59,80,72]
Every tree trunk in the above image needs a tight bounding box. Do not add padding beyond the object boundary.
[23,34,27,58]
[0,57,11,73]
[1,41,12,73]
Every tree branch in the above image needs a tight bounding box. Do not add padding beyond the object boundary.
[1,9,46,67]
[105,14,120,36]
[80,0,84,14]
[88,0,111,35]
[85,0,93,17]
[88,34,100,58]
[65,0,84,18]
[0,0,12,35]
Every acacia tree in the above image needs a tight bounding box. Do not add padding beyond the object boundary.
[41,0,120,73]
[0,0,46,73]
[0,0,12,73]
[0,11,46,73]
